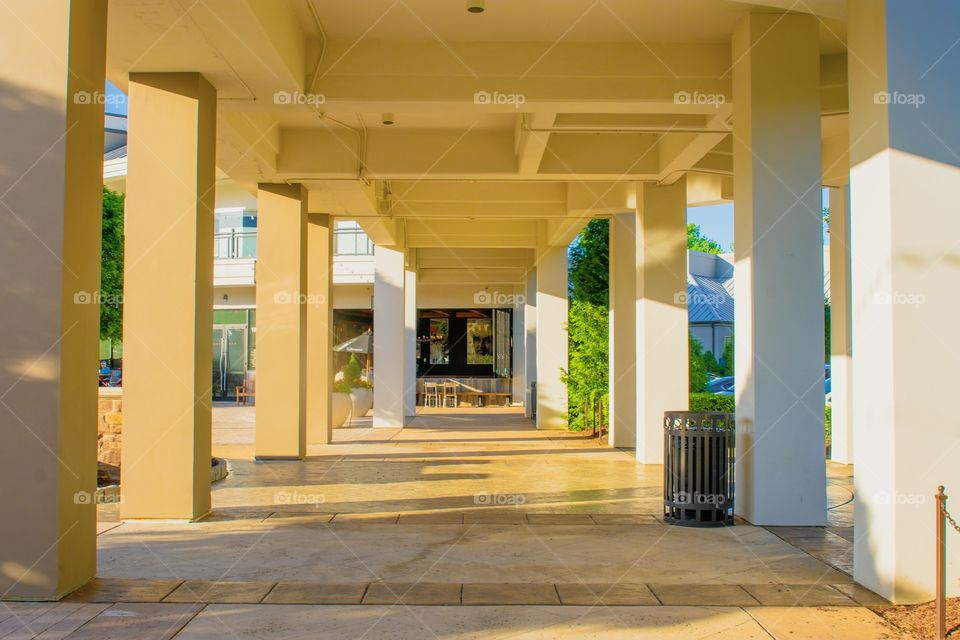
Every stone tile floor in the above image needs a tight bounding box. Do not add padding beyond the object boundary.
[0,407,902,639]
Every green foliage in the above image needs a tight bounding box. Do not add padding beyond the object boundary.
[569,219,609,306]
[719,338,734,376]
[688,333,710,392]
[702,350,721,376]
[342,355,362,388]
[100,187,125,342]
[824,299,831,363]
[687,223,723,254]
[689,393,735,413]
[562,300,609,431]
[825,404,832,450]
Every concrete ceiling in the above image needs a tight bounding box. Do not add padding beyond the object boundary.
[106,0,851,248]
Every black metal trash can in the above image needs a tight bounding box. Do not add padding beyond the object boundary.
[663,411,735,527]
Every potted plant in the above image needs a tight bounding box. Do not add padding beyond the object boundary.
[343,355,374,417]
[330,379,353,429]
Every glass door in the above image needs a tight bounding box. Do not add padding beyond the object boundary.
[212,324,247,400]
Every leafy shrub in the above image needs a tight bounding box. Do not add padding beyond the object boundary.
[562,300,609,431]
[335,355,365,393]
[689,334,710,392]
[825,404,832,449]
[689,393,735,413]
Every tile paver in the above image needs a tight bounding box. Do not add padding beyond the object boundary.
[462,583,561,605]
[650,584,760,606]
[741,583,857,606]
[363,582,462,605]
[555,583,660,606]
[64,578,183,603]
[162,580,275,604]
[261,582,368,605]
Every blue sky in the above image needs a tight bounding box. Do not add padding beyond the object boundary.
[687,204,734,251]
[105,81,128,116]
[687,189,832,251]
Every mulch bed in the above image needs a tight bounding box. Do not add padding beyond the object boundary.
[874,597,960,639]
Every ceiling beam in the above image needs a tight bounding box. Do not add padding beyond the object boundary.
[516,113,556,175]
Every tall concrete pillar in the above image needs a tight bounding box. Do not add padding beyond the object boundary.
[524,268,538,417]
[512,294,526,404]
[609,212,638,449]
[828,186,853,464]
[306,214,333,445]
[849,0,960,603]
[535,244,568,429]
[404,252,418,417]
[122,72,216,520]
[374,245,407,427]
[636,179,689,463]
[731,13,827,525]
[254,184,307,459]
[0,0,106,599]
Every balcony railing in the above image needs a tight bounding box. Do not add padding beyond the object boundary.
[335,227,374,256]
[214,230,257,259]
[214,227,374,260]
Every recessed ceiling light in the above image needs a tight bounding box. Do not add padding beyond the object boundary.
[382,113,395,125]
[467,0,485,14]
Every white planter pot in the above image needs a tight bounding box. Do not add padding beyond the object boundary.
[331,392,352,429]
[350,387,373,417]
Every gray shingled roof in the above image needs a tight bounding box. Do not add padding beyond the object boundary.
[687,272,734,324]
[104,145,127,162]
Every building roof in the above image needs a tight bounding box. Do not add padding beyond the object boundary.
[104,144,127,161]
[687,272,734,324]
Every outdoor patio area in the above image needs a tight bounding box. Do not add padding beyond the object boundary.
[14,408,898,638]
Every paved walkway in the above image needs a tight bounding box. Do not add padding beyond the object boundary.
[3,407,905,639]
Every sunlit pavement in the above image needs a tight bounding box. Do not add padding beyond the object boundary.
[16,407,905,638]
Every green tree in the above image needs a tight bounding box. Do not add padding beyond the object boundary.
[824,299,831,363]
[100,186,125,343]
[719,337,734,376]
[569,219,609,306]
[687,223,723,254]
[688,333,709,392]
[562,301,609,431]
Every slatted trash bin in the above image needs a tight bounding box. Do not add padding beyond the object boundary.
[663,411,735,526]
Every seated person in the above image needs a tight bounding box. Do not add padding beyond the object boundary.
[99,360,111,375]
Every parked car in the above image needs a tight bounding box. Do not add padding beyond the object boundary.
[705,376,734,395]
[707,365,831,397]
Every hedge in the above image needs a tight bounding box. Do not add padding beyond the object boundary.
[689,393,735,413]
[687,393,832,449]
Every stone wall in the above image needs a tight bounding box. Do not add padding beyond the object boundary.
[98,388,122,484]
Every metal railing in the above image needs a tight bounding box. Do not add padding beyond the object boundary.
[214,230,258,259]
[334,227,374,256]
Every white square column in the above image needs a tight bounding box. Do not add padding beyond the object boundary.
[609,212,638,448]
[828,186,853,464]
[254,184,308,459]
[306,214,333,445]
[512,296,526,404]
[636,179,689,463]
[524,267,538,417]
[535,245,568,429]
[404,253,418,418]
[374,245,408,427]
[849,0,960,603]
[731,13,827,525]
[0,0,106,599]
